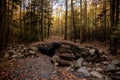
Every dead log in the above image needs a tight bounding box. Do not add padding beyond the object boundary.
[52,42,62,49]
[38,44,55,57]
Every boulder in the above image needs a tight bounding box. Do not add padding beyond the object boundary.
[51,55,71,67]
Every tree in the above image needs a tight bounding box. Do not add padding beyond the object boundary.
[83,0,87,41]
[71,0,77,42]
[109,0,120,54]
[64,0,68,39]
[79,0,83,42]
[41,0,44,41]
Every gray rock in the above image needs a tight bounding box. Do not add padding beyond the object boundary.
[104,76,112,80]
[89,49,96,55]
[111,59,119,65]
[95,68,103,72]
[106,64,116,71]
[90,71,103,80]
[78,67,90,77]
[77,58,84,67]
[102,61,108,65]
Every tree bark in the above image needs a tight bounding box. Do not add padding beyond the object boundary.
[71,0,77,42]
[80,0,83,42]
[64,0,68,40]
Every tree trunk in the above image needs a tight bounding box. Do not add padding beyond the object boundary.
[110,0,117,55]
[103,0,106,42]
[41,0,44,41]
[80,0,83,42]
[71,0,76,42]
[83,0,87,42]
[64,0,68,40]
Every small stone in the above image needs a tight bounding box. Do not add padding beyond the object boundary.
[54,62,59,66]
[28,50,36,54]
[11,55,18,58]
[102,61,108,65]
[99,50,104,54]
[89,49,96,55]
[111,59,119,65]
[78,67,90,77]
[90,71,103,80]
[29,46,38,52]
[4,53,10,59]
[8,50,16,55]
[95,63,101,66]
[95,68,103,72]
[19,54,25,58]
[104,76,112,80]
[87,68,91,71]
[77,58,84,67]
[65,67,71,71]
[106,64,116,71]
[82,62,88,66]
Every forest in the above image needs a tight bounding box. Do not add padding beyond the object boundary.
[0,0,120,80]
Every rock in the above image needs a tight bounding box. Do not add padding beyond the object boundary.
[8,50,16,55]
[18,54,25,58]
[23,47,28,52]
[51,55,71,67]
[78,67,90,77]
[90,71,103,80]
[82,62,88,66]
[71,64,79,70]
[104,76,112,80]
[11,55,18,58]
[111,71,120,80]
[77,58,84,67]
[99,50,104,54]
[28,50,36,54]
[111,59,119,65]
[106,64,116,71]
[29,46,38,52]
[102,61,108,65]
[95,68,103,72]
[89,49,96,55]
[4,53,10,59]
[65,67,71,71]
[58,53,76,61]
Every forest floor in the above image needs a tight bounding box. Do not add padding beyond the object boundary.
[0,36,120,80]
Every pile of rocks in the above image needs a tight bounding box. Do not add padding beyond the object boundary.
[50,42,120,80]
[4,44,38,59]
